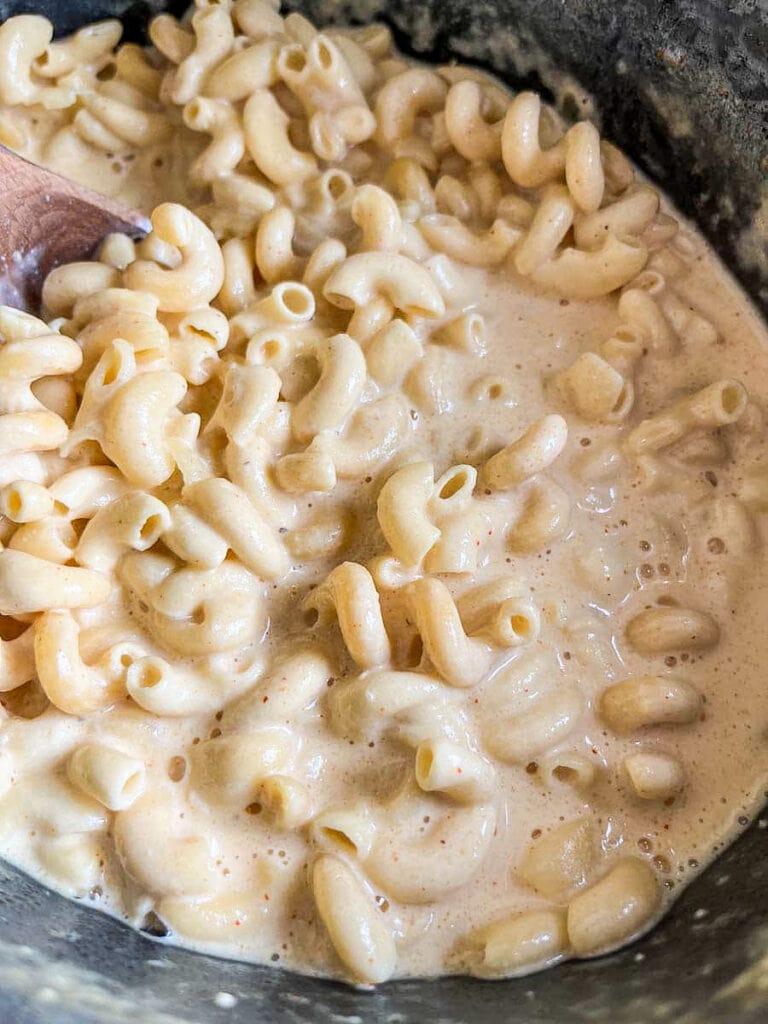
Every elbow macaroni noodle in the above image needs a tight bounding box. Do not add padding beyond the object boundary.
[0,0,766,986]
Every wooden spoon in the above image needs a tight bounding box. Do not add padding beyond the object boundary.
[0,144,149,313]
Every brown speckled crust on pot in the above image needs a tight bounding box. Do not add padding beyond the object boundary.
[0,1,766,1021]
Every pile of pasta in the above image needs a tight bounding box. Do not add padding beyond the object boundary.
[0,0,755,984]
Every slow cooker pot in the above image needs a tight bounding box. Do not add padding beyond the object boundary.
[0,2,766,1021]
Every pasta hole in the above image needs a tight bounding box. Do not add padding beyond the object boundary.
[404,634,423,668]
[656,595,679,607]
[553,765,578,784]
[488,383,503,400]
[138,664,163,688]
[510,614,533,638]
[439,471,469,500]
[120,653,133,668]
[1,679,50,719]
[281,286,313,318]
[415,746,433,784]
[6,492,22,517]
[139,515,163,543]
[96,61,117,81]
[303,608,319,628]
[326,172,349,200]
[321,827,357,854]
[284,49,306,73]
[317,41,334,70]
[121,771,144,803]
[0,616,27,642]
[191,606,206,626]
[721,384,743,416]
[167,756,186,782]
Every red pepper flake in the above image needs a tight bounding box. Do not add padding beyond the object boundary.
[264,893,270,900]
[234,919,241,926]
[591,747,598,755]
[262,696,269,703]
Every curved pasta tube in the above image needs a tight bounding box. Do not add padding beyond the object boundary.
[34,610,125,714]
[78,92,172,148]
[415,739,495,804]
[351,184,402,252]
[324,252,445,319]
[625,607,719,653]
[312,855,396,984]
[326,669,445,743]
[292,334,366,442]
[501,91,566,188]
[626,379,748,454]
[275,451,336,494]
[102,370,187,489]
[375,67,447,151]
[624,751,684,800]
[310,394,410,478]
[418,215,520,267]
[255,775,312,829]
[8,515,78,564]
[255,206,304,284]
[405,577,491,688]
[383,157,435,212]
[114,794,220,897]
[0,15,74,108]
[126,655,229,717]
[0,331,81,455]
[183,477,289,580]
[508,478,571,553]
[444,79,503,161]
[484,684,583,763]
[472,908,568,976]
[575,184,659,250]
[0,774,108,838]
[77,310,169,374]
[122,553,265,656]
[483,414,568,489]
[0,628,35,692]
[0,550,109,615]
[183,97,245,185]
[519,819,598,902]
[157,891,269,943]
[557,352,633,423]
[599,676,702,732]
[48,466,127,520]
[365,799,496,903]
[124,204,225,312]
[75,491,170,571]
[564,121,604,213]
[205,38,280,100]
[513,186,575,276]
[305,562,390,669]
[167,6,234,106]
[189,728,296,806]
[529,234,648,300]
[206,364,280,446]
[0,410,68,457]
[566,858,660,956]
[278,33,365,114]
[226,648,333,727]
[67,744,146,811]
[377,461,439,566]
[243,88,318,186]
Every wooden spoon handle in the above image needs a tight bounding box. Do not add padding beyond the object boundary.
[0,145,149,312]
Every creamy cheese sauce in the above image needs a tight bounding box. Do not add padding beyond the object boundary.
[0,3,767,984]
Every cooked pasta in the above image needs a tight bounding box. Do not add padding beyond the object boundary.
[0,0,765,989]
